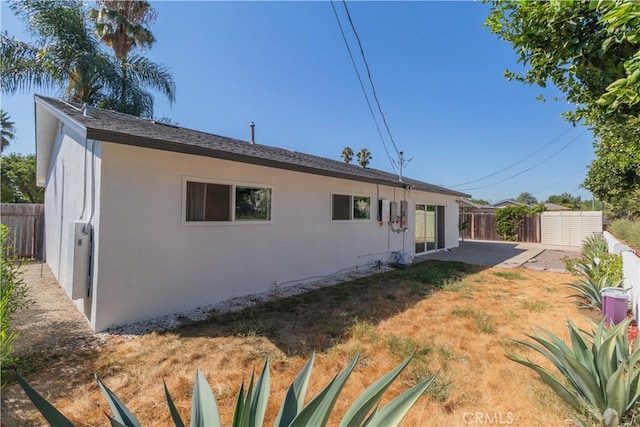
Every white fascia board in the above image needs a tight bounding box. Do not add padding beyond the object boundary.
[35,97,88,186]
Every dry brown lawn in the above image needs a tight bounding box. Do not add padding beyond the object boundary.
[9,261,594,426]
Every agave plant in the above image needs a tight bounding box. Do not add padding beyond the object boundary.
[566,274,623,311]
[16,353,434,426]
[581,234,610,263]
[506,319,640,426]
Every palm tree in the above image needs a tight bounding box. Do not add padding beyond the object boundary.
[341,146,354,164]
[90,0,175,117]
[1,110,16,152]
[1,0,175,118]
[1,0,113,104]
[357,148,372,168]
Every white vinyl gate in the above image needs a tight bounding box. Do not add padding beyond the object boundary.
[540,211,603,247]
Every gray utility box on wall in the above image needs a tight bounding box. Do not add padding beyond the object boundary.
[72,221,91,300]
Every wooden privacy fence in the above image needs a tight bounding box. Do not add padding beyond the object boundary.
[1,203,45,259]
[459,212,540,243]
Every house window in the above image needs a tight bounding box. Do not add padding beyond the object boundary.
[353,196,371,219]
[235,186,271,221]
[332,194,371,221]
[185,180,272,222]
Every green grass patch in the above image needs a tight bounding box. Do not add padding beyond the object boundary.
[385,335,432,360]
[451,307,495,333]
[492,271,525,280]
[401,261,478,288]
[440,279,470,292]
[522,301,551,312]
[346,318,379,343]
[406,364,453,403]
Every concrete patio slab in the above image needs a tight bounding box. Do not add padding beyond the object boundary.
[415,240,578,268]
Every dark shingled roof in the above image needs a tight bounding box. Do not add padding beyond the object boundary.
[36,95,468,197]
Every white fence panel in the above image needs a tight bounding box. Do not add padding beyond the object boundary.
[541,211,603,247]
[604,231,640,321]
[623,252,640,320]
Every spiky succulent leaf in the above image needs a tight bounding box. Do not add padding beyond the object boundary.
[365,374,436,427]
[289,355,359,427]
[247,359,270,427]
[232,381,246,427]
[190,369,220,427]
[506,350,589,415]
[109,418,128,427]
[275,352,315,427]
[163,379,185,427]
[96,374,142,427]
[563,354,606,410]
[16,371,75,427]
[606,361,629,417]
[339,354,414,427]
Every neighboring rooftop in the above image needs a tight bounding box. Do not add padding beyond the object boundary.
[543,203,572,211]
[458,198,497,210]
[35,95,469,197]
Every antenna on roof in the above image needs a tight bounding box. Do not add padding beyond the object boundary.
[250,121,255,144]
[82,103,90,117]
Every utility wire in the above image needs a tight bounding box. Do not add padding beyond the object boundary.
[341,0,401,157]
[458,129,588,191]
[451,126,575,188]
[532,166,587,195]
[330,0,397,174]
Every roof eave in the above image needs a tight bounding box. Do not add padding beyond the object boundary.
[87,127,466,197]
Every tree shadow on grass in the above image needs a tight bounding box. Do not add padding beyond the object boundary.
[171,260,485,356]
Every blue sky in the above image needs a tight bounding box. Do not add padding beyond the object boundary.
[0,1,596,203]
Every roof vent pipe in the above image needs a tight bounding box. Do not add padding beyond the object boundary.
[82,103,90,117]
[250,121,255,144]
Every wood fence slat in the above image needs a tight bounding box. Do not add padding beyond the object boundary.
[1,203,45,259]
[459,211,540,243]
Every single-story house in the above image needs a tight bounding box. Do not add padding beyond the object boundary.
[457,198,497,213]
[35,95,469,331]
[490,199,527,208]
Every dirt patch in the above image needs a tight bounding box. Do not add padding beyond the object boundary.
[1,262,111,427]
[523,249,581,273]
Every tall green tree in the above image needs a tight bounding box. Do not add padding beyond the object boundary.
[516,192,537,205]
[1,110,16,152]
[357,148,372,168]
[1,0,175,118]
[341,146,354,164]
[0,0,112,104]
[1,153,43,203]
[484,0,640,217]
[546,193,581,210]
[90,0,175,117]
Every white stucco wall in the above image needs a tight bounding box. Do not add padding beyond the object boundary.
[44,123,101,325]
[91,143,460,330]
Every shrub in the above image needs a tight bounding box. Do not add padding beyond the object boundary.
[495,205,540,241]
[17,353,435,426]
[506,319,640,426]
[1,224,31,380]
[609,219,640,251]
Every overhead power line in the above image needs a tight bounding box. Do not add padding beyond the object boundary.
[451,126,575,188]
[341,0,401,158]
[532,166,587,195]
[330,0,397,174]
[458,129,588,192]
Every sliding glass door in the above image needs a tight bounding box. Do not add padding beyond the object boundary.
[415,204,445,254]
